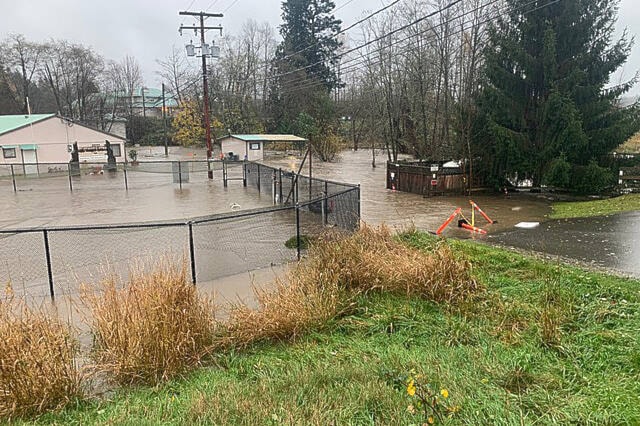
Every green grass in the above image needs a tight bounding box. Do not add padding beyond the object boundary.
[21,235,640,425]
[551,194,640,219]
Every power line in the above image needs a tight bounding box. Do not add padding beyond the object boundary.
[273,0,476,91]
[273,0,403,66]
[335,0,358,12]
[223,0,240,13]
[269,0,464,83]
[280,0,558,96]
[273,0,562,96]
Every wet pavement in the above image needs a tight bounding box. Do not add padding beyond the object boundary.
[487,211,640,278]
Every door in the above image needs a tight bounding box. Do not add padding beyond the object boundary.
[22,149,38,175]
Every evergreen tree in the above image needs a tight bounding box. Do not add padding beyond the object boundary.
[474,0,639,189]
[269,0,342,131]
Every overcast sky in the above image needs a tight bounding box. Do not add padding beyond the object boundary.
[1,0,639,95]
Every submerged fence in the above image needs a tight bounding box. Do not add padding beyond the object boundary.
[0,160,246,192]
[0,162,360,300]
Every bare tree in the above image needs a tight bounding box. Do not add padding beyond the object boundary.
[156,45,194,104]
[2,34,44,113]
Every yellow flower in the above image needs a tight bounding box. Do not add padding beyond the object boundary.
[440,388,449,398]
[428,416,435,424]
[407,379,416,396]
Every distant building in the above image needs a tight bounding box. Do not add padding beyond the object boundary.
[130,87,179,118]
[0,114,126,173]
[218,134,307,162]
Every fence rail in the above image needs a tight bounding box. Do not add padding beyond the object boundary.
[0,162,360,300]
[0,160,244,192]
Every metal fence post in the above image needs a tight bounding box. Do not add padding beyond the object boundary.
[10,165,16,192]
[67,166,73,192]
[295,203,301,261]
[223,160,228,188]
[324,181,329,225]
[257,163,261,192]
[278,168,283,203]
[272,170,277,204]
[123,165,128,190]
[43,230,55,299]
[243,161,247,187]
[295,174,299,204]
[178,161,183,190]
[357,185,361,230]
[188,222,196,285]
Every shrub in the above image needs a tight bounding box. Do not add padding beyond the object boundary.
[0,295,82,419]
[543,153,571,188]
[571,160,614,194]
[83,261,217,385]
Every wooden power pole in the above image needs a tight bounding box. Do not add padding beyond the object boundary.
[179,11,223,179]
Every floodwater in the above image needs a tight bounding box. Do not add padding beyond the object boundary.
[268,149,639,278]
[488,211,640,277]
[1,146,638,306]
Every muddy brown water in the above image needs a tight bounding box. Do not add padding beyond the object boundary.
[1,147,638,308]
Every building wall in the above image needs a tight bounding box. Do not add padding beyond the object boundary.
[221,138,246,159]
[220,137,265,161]
[0,116,125,165]
[246,141,263,161]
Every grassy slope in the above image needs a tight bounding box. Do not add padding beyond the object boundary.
[551,194,640,219]
[27,236,640,425]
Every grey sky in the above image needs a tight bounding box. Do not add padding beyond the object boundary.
[1,0,638,95]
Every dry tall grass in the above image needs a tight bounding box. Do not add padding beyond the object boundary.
[224,268,350,348]
[83,261,217,386]
[306,225,481,303]
[224,225,480,348]
[0,294,82,419]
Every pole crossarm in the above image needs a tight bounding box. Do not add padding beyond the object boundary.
[179,25,223,32]
[179,11,223,17]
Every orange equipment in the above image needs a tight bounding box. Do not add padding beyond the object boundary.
[435,201,495,235]
[469,200,494,224]
[460,222,487,234]
[436,208,462,235]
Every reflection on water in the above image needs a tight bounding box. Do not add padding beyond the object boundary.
[1,148,638,301]
[488,211,640,278]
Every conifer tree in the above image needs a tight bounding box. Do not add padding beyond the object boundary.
[474,0,638,189]
[269,0,342,131]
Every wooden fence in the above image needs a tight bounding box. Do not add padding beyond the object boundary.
[386,162,466,196]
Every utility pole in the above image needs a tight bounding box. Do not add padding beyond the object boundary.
[179,11,223,179]
[162,83,168,157]
[141,88,146,118]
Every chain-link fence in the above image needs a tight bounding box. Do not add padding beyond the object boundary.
[0,163,360,299]
[0,160,235,192]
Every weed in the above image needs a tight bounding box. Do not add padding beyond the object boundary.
[385,369,459,424]
[307,224,481,304]
[224,268,351,348]
[0,294,82,419]
[83,260,217,386]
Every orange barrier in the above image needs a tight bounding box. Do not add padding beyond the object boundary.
[436,207,462,235]
[460,222,487,234]
[469,200,494,224]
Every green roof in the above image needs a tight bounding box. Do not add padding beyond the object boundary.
[0,114,56,135]
[225,134,307,142]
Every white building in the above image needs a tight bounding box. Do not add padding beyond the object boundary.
[218,134,307,162]
[0,114,126,173]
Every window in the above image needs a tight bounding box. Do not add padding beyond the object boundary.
[2,148,16,159]
[111,144,122,157]
[249,142,260,150]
